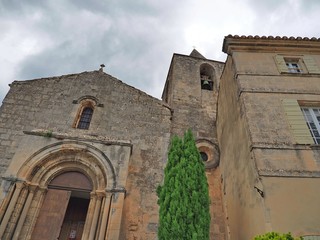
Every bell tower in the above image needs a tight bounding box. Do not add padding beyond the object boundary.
[161,49,227,239]
[162,49,223,141]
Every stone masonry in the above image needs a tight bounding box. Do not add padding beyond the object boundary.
[0,50,226,240]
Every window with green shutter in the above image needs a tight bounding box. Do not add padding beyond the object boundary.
[303,55,320,74]
[282,99,315,144]
[275,55,320,74]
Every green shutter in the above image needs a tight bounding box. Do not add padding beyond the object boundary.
[274,55,288,73]
[303,55,320,74]
[282,99,314,144]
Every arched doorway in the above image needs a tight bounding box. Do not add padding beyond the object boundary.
[31,171,92,240]
[0,141,130,240]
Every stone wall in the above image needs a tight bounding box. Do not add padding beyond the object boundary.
[0,70,172,238]
[163,54,224,139]
[163,53,226,240]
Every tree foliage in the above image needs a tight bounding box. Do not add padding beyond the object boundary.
[157,130,210,240]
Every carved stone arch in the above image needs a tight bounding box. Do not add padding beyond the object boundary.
[34,158,104,191]
[4,141,122,240]
[200,63,215,78]
[17,141,116,190]
[1,140,129,239]
[73,95,101,106]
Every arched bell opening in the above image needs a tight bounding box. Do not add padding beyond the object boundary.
[200,63,215,91]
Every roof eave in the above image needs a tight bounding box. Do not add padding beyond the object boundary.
[223,35,320,54]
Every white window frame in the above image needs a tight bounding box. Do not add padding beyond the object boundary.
[301,107,320,144]
[286,61,302,73]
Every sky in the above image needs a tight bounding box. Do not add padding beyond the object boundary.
[0,0,320,104]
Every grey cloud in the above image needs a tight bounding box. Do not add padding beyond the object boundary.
[0,0,47,16]
[14,1,188,98]
[3,0,319,106]
[247,0,287,12]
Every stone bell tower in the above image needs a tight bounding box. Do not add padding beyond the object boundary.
[162,49,227,239]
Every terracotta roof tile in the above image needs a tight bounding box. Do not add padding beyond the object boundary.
[225,34,320,41]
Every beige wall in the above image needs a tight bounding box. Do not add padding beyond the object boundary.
[262,177,320,237]
[218,56,266,240]
[220,37,320,239]
[233,51,320,76]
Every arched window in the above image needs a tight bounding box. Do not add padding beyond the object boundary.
[77,107,93,129]
[72,96,101,130]
[200,63,215,91]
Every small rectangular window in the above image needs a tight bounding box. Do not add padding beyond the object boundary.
[285,60,302,73]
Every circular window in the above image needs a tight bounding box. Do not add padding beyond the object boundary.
[200,152,208,162]
[196,140,220,169]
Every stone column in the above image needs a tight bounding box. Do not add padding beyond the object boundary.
[82,192,97,240]
[0,181,25,238]
[105,191,126,240]
[12,184,37,240]
[88,191,103,240]
[98,192,112,240]
[0,180,15,222]
[25,186,47,240]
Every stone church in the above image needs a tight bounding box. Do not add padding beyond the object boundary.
[0,35,320,240]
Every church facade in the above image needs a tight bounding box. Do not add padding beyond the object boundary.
[0,35,319,239]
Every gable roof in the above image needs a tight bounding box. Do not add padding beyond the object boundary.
[189,49,206,59]
[9,70,171,111]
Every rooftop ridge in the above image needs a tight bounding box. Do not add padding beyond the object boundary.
[225,34,320,41]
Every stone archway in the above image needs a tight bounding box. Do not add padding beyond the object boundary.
[0,140,129,240]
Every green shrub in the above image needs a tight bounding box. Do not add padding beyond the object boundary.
[42,130,53,138]
[254,232,302,240]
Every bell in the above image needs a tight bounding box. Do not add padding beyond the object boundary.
[202,80,212,90]
[202,80,210,86]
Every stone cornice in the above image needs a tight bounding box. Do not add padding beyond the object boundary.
[23,129,132,147]
[223,34,320,54]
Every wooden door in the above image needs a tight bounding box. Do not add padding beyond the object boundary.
[31,189,71,240]
[58,197,89,240]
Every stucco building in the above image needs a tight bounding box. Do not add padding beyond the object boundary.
[0,35,319,239]
[219,35,320,239]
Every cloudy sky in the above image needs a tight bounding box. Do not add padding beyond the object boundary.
[0,0,320,104]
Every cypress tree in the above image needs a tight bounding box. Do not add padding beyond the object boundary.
[157,130,210,240]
